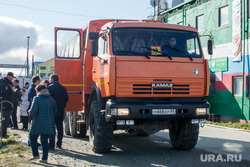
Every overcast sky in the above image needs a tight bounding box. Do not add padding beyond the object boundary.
[0,0,188,76]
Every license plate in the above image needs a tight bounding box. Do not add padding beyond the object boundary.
[152,109,176,115]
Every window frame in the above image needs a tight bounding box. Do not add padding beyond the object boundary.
[40,66,47,70]
[56,29,81,59]
[248,0,250,18]
[219,5,229,27]
[40,73,46,77]
[112,27,203,58]
[98,34,106,56]
[196,14,204,32]
[232,76,243,97]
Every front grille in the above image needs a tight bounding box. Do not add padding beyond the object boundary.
[133,84,190,95]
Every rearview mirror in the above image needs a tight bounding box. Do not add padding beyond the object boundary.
[89,32,99,40]
[91,40,98,57]
[207,39,213,55]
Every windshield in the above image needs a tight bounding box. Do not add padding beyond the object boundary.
[112,28,202,58]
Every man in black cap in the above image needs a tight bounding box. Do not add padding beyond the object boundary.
[0,72,14,138]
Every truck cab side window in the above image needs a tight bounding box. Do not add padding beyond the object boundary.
[56,30,81,58]
[98,35,105,56]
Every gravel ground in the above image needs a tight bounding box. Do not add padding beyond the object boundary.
[9,120,250,167]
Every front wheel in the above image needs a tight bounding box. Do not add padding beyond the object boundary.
[89,99,113,153]
[169,120,199,150]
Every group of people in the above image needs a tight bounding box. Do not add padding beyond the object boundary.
[0,72,68,163]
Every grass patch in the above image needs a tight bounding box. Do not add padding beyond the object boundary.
[0,133,31,167]
[207,121,250,130]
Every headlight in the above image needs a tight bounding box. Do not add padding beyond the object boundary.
[117,108,129,116]
[196,108,207,115]
[111,108,117,115]
[111,108,130,116]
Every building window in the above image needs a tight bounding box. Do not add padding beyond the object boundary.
[248,0,250,18]
[232,76,243,97]
[219,6,229,26]
[40,73,46,77]
[50,67,55,74]
[209,77,215,96]
[40,66,46,70]
[196,15,204,32]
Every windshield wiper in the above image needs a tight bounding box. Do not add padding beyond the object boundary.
[116,50,150,59]
[163,44,193,61]
[141,46,172,60]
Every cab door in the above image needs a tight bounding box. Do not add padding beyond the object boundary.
[55,27,84,111]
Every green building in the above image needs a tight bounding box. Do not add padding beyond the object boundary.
[157,0,250,122]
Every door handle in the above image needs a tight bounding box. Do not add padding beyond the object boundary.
[92,69,96,73]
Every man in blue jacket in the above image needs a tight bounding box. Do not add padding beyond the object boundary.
[27,76,41,112]
[48,74,68,149]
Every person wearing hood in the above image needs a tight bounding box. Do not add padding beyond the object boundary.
[19,88,29,130]
[28,84,57,163]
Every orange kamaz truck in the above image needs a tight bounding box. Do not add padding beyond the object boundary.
[54,19,212,153]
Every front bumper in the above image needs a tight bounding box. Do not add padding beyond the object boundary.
[105,98,210,122]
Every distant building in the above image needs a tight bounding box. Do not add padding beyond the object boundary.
[35,58,54,77]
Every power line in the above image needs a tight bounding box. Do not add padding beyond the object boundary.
[0,2,111,19]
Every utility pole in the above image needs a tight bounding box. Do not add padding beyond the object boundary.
[27,36,30,77]
[32,54,34,76]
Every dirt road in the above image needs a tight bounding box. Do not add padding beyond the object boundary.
[13,128,191,167]
[12,126,250,167]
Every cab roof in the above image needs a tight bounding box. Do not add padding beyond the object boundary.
[100,20,198,34]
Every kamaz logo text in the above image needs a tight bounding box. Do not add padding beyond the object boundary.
[151,83,174,88]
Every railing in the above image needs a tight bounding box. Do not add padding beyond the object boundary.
[0,100,13,142]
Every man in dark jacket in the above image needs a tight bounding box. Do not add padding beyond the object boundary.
[27,76,41,111]
[48,74,68,149]
[10,79,21,129]
[0,72,14,138]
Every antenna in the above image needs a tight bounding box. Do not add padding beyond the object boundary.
[150,0,169,15]
[150,0,158,6]
[150,0,158,16]
[159,0,168,11]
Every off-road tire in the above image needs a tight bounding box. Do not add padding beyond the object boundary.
[64,111,71,135]
[169,120,199,150]
[89,99,113,153]
[69,112,87,137]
